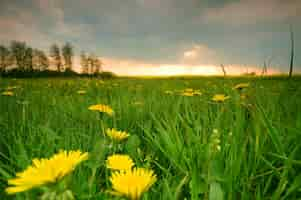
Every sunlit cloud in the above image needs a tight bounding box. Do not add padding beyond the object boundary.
[184,50,197,59]
[182,44,217,65]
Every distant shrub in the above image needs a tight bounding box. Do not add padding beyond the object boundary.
[100,71,117,79]
[0,69,116,79]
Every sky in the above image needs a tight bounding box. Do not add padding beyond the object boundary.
[0,0,300,76]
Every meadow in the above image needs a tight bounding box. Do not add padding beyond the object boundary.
[0,76,301,200]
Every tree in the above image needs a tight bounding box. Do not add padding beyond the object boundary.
[261,56,273,76]
[50,44,62,72]
[62,42,73,72]
[261,61,267,76]
[288,25,294,78]
[87,54,95,74]
[94,57,102,74]
[24,47,33,71]
[80,51,89,74]
[39,50,49,71]
[33,49,49,71]
[0,45,10,72]
[220,64,226,77]
[10,41,27,71]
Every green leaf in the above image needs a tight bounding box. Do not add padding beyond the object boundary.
[256,103,285,156]
[125,134,141,157]
[209,182,224,200]
[85,139,107,169]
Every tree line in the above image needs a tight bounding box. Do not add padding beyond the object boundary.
[0,41,107,77]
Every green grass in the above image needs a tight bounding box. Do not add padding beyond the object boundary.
[0,77,301,199]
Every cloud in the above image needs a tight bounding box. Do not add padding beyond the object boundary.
[0,0,299,72]
[0,12,52,48]
[0,0,93,48]
[184,50,198,59]
[181,44,218,65]
[202,0,301,25]
[34,0,93,39]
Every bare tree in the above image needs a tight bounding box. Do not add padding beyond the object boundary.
[0,45,10,72]
[220,64,227,77]
[288,25,294,78]
[87,54,95,74]
[80,51,89,74]
[261,60,268,76]
[81,51,102,75]
[24,47,33,71]
[62,42,74,72]
[94,58,102,74]
[33,49,49,71]
[261,56,273,76]
[50,44,62,72]
[10,41,27,71]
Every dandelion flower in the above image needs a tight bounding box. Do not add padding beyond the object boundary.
[6,150,88,194]
[193,90,202,96]
[77,90,86,95]
[212,94,229,102]
[106,154,134,171]
[106,128,129,141]
[88,104,114,116]
[233,83,249,90]
[110,168,157,200]
[184,88,194,92]
[181,89,202,96]
[2,91,14,96]
[181,92,194,96]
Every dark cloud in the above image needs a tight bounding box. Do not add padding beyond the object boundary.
[0,0,300,71]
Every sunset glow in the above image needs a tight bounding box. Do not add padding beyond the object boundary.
[71,57,281,76]
[100,64,281,76]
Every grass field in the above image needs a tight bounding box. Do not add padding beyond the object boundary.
[1,77,301,200]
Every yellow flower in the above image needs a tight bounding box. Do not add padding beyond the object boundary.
[106,154,134,171]
[212,94,229,102]
[2,91,14,96]
[184,88,194,92]
[181,89,202,97]
[180,88,202,96]
[6,150,88,194]
[77,90,86,95]
[106,128,129,141]
[88,104,114,115]
[193,90,202,96]
[110,168,157,200]
[181,92,194,96]
[233,83,249,90]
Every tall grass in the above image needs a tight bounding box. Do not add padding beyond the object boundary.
[0,77,301,199]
